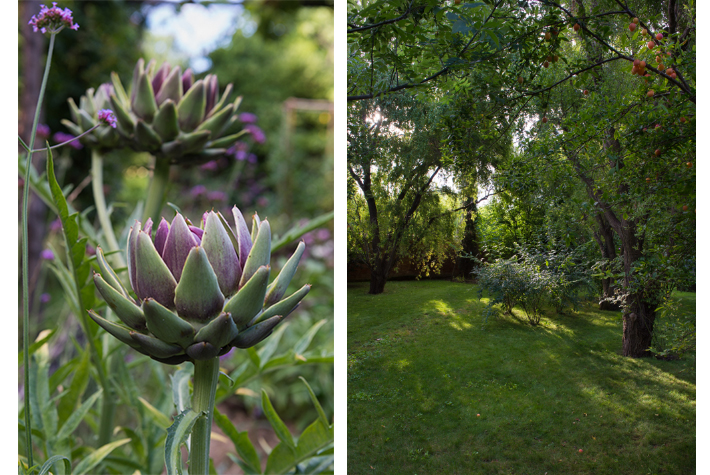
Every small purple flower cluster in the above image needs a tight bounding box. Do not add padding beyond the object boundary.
[29,3,79,34]
[98,109,117,128]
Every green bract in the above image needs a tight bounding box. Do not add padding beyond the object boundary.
[89,207,309,364]
[65,58,249,164]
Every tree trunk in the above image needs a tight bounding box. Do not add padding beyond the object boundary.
[593,213,620,311]
[452,197,479,279]
[622,301,655,357]
[368,268,387,294]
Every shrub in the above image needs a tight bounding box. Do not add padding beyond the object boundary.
[475,245,594,325]
[649,296,696,359]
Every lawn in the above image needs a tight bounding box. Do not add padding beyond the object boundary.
[347,280,696,475]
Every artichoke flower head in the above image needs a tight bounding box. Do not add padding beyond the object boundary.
[89,207,309,364]
[64,58,252,165]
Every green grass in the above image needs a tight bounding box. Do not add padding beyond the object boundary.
[347,280,696,475]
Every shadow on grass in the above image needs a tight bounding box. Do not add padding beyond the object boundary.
[347,280,695,475]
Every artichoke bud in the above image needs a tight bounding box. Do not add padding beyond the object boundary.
[62,85,121,149]
[66,59,259,163]
[90,207,308,364]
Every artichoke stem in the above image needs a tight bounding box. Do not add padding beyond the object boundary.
[189,358,219,475]
[91,150,124,267]
[143,156,171,224]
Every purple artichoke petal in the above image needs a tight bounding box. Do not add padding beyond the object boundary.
[182,68,194,95]
[174,246,225,322]
[156,66,183,106]
[162,214,199,282]
[232,206,252,270]
[151,62,171,98]
[154,218,170,256]
[205,74,219,116]
[127,220,140,296]
[143,217,153,238]
[189,225,204,245]
[202,211,241,298]
[135,231,178,309]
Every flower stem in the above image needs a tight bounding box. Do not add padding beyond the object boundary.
[189,358,220,475]
[143,156,171,224]
[21,31,57,468]
[91,149,124,267]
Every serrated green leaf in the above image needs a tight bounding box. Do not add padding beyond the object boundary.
[56,389,103,440]
[138,396,173,429]
[73,438,131,475]
[299,377,330,429]
[213,407,262,474]
[261,389,295,449]
[264,442,296,475]
[37,455,72,475]
[171,366,193,414]
[165,408,202,475]
[294,320,327,356]
[57,349,91,426]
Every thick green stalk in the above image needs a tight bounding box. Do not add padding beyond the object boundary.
[189,358,220,475]
[143,156,171,224]
[91,150,125,267]
[21,32,56,468]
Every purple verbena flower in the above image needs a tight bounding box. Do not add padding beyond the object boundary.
[36,124,51,139]
[244,125,266,144]
[207,191,227,202]
[41,249,55,260]
[190,185,207,197]
[239,113,258,124]
[29,3,79,34]
[200,161,219,171]
[247,153,258,164]
[98,109,117,129]
[50,218,62,232]
[40,293,51,304]
[53,132,83,149]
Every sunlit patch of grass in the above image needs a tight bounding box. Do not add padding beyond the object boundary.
[347,280,696,475]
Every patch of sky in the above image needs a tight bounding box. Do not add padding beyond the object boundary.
[145,0,256,73]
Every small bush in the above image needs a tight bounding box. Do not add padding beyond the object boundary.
[649,296,696,359]
[474,246,593,325]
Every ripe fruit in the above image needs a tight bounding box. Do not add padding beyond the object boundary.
[639,61,646,68]
[656,55,661,63]
[642,28,648,36]
[647,90,655,97]
[553,55,559,62]
[682,205,688,211]
[647,40,655,49]
[686,161,692,168]
[655,149,661,156]
[542,117,548,123]
[680,116,687,123]
[518,76,524,84]
[545,31,551,41]
[670,72,677,79]
[633,59,641,67]
[574,23,581,32]
[656,32,663,40]
[666,68,673,75]
[583,90,589,95]
[633,17,639,24]
[646,177,651,183]
[658,63,665,70]
[631,65,638,75]
[543,61,550,68]
[629,23,636,32]
[547,55,553,62]
[455,0,461,4]
[579,449,583,453]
